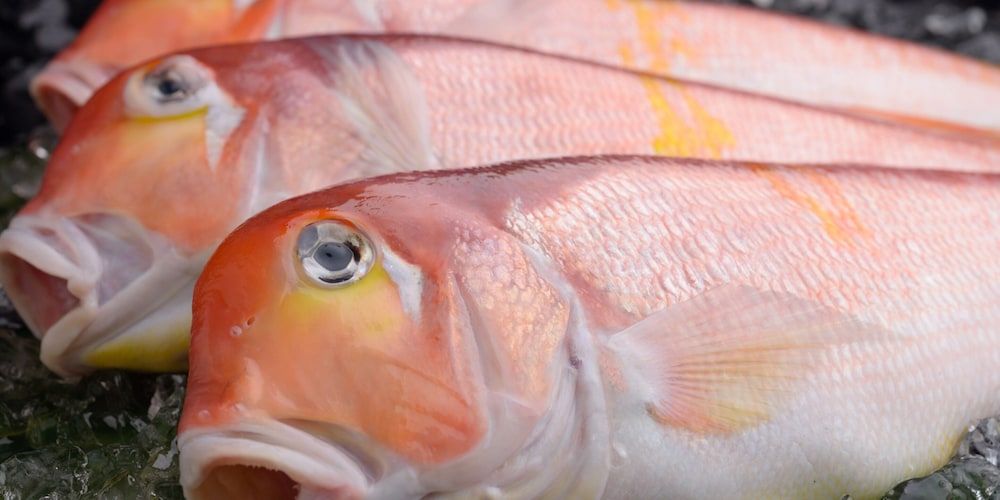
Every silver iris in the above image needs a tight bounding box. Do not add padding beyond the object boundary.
[296,221,374,287]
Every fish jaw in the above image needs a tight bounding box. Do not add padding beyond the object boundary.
[29,59,118,131]
[180,420,369,500]
[0,212,202,376]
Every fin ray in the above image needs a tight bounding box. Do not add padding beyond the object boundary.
[608,284,887,434]
[307,39,439,176]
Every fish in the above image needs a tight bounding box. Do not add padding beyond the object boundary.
[177,154,1000,499]
[33,0,1000,134]
[4,34,1000,377]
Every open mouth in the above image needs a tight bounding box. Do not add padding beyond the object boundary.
[0,252,80,335]
[194,464,301,499]
[0,213,198,375]
[30,60,116,130]
[180,421,371,500]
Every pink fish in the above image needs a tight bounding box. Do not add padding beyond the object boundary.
[3,35,999,376]
[178,155,1000,499]
[33,0,1000,134]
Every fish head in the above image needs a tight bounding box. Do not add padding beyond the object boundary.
[179,179,578,498]
[3,38,435,376]
[1,50,270,376]
[31,0,281,129]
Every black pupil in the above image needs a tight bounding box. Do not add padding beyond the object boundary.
[156,76,184,98]
[314,242,355,274]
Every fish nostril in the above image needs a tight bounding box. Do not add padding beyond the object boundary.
[0,252,80,336]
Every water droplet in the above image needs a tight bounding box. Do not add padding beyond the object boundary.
[27,127,57,161]
[230,325,242,337]
[198,410,211,421]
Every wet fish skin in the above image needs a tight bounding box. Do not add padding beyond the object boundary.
[33,0,1000,134]
[5,34,1000,377]
[178,155,1000,499]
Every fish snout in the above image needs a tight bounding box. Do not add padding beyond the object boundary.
[0,213,175,375]
[0,215,106,333]
[180,421,370,500]
[30,60,117,130]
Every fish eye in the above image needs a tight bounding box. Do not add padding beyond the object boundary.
[124,55,212,118]
[147,68,192,103]
[296,221,375,287]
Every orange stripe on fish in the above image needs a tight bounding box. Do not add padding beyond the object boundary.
[617,1,734,157]
[850,106,1000,143]
[748,163,864,243]
[619,44,735,157]
[804,169,871,238]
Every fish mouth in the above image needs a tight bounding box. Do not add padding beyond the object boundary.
[30,60,116,130]
[0,213,202,376]
[180,421,370,500]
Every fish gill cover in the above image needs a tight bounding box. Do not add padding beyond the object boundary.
[0,0,999,498]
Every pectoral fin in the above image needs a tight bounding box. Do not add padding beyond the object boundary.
[607,284,882,434]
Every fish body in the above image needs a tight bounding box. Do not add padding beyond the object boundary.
[4,35,1000,376]
[179,155,1000,499]
[34,0,1000,134]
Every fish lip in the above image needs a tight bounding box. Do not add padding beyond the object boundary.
[0,216,102,339]
[180,420,369,500]
[0,214,201,377]
[30,60,115,130]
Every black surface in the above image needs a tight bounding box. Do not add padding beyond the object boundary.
[0,0,100,145]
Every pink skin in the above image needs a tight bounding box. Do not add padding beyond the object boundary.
[32,0,1000,134]
[179,155,1000,499]
[4,34,1000,376]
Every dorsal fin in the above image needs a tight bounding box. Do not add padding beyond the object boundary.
[306,38,440,177]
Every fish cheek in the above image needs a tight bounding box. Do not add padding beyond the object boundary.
[244,263,484,463]
[100,113,248,249]
[451,231,571,413]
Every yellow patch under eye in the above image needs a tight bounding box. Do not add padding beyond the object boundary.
[85,317,191,372]
[278,263,410,344]
[129,106,207,123]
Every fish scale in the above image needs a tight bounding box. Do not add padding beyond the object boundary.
[33,0,1000,134]
[396,38,1000,172]
[503,159,1000,497]
[9,34,1000,376]
[179,156,1000,499]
